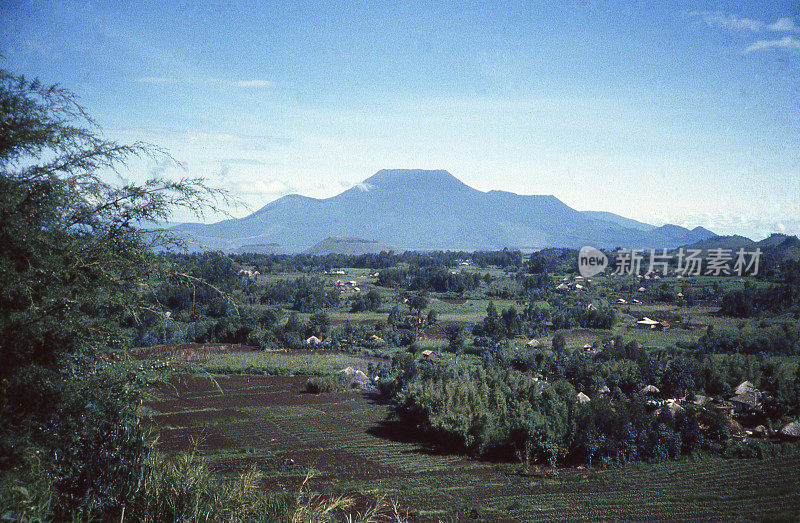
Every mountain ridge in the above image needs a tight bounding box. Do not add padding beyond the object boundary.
[175,169,717,253]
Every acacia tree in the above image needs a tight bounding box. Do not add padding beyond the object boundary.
[0,69,224,517]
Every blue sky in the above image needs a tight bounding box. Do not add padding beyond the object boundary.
[2,0,799,238]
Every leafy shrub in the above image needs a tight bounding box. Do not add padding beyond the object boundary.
[305,376,334,394]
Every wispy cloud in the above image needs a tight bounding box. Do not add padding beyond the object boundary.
[768,17,800,32]
[692,11,764,32]
[136,76,273,88]
[137,76,182,85]
[690,12,800,53]
[745,36,800,53]
[230,179,291,195]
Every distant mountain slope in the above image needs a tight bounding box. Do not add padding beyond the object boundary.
[304,237,397,255]
[581,211,657,232]
[676,234,800,263]
[758,233,793,248]
[768,236,800,261]
[176,169,717,252]
[681,235,756,251]
[231,243,287,255]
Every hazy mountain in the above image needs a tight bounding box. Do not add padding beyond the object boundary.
[767,236,800,262]
[175,169,717,252]
[304,237,397,255]
[675,233,800,264]
[681,235,757,251]
[757,233,793,248]
[230,243,288,255]
[581,211,657,232]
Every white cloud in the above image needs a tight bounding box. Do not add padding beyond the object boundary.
[768,17,799,32]
[745,35,800,53]
[223,79,274,88]
[693,11,764,32]
[244,180,289,195]
[136,76,273,88]
[137,76,182,85]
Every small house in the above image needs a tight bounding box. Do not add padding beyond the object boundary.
[729,391,762,413]
[734,381,756,396]
[368,335,387,347]
[779,421,800,440]
[576,392,591,404]
[306,336,322,346]
[636,317,662,330]
[641,384,660,395]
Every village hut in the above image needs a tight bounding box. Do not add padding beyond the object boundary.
[734,381,756,395]
[641,384,660,395]
[420,349,437,360]
[368,334,387,347]
[729,391,762,413]
[576,392,591,404]
[636,317,662,330]
[305,335,322,346]
[779,421,800,440]
[526,338,541,348]
[341,366,370,386]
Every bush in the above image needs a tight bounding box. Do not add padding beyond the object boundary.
[304,376,345,394]
[305,377,332,394]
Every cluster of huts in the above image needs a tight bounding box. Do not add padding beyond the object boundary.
[555,275,590,292]
[335,279,361,295]
[307,334,387,348]
[574,379,799,441]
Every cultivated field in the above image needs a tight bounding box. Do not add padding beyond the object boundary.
[144,362,800,522]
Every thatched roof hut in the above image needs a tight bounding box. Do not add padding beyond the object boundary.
[734,380,756,395]
[368,335,387,347]
[576,392,591,404]
[729,391,762,413]
[729,419,747,439]
[641,384,660,395]
[779,421,800,440]
[341,366,370,385]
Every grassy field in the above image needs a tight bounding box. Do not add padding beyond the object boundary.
[135,265,800,521]
[144,369,800,522]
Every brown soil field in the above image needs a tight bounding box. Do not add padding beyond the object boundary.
[145,373,800,522]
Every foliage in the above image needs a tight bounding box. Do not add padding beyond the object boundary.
[0,68,222,514]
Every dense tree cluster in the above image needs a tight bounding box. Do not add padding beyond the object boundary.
[377,267,483,293]
[721,278,800,318]
[391,360,705,468]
